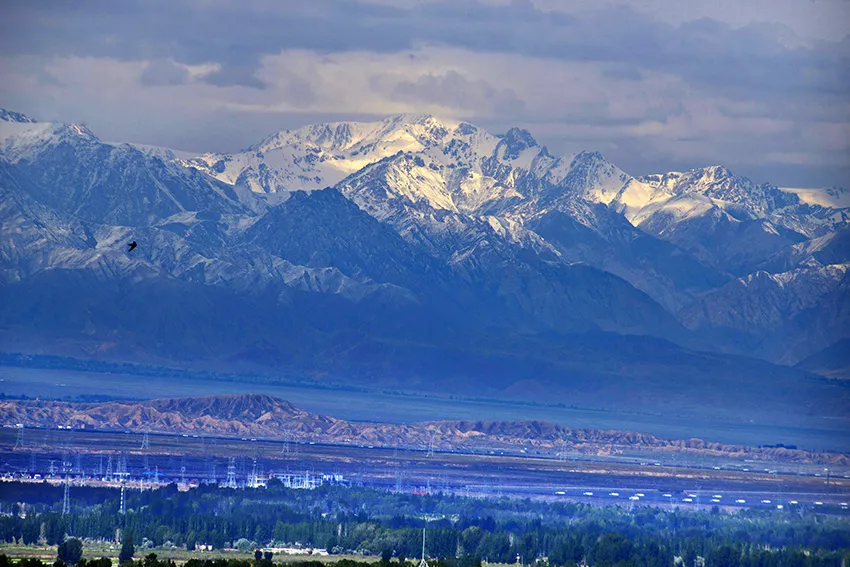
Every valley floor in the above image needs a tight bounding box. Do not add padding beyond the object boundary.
[2,428,849,513]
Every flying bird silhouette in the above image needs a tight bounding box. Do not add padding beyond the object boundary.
[127,241,137,253]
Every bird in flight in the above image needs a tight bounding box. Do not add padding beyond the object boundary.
[127,241,137,253]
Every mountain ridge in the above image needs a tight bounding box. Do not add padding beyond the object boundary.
[0,108,847,416]
[2,393,846,464]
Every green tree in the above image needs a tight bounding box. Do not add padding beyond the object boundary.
[119,534,135,564]
[58,538,84,566]
[45,517,65,546]
[707,545,739,567]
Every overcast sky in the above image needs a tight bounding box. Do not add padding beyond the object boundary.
[1,0,848,187]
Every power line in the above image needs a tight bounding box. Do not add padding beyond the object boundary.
[62,475,71,516]
[419,528,428,567]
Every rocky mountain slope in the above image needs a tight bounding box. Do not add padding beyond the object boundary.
[0,109,848,413]
[797,338,850,379]
[177,114,849,349]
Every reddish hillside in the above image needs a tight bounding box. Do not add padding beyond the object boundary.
[1,394,845,465]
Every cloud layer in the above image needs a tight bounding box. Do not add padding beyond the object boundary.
[0,0,848,187]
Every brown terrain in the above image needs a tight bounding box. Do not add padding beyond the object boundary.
[1,394,847,465]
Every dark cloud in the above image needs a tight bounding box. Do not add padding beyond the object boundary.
[0,0,847,186]
[273,73,320,109]
[377,70,525,114]
[201,64,266,89]
[1,0,847,100]
[139,59,189,86]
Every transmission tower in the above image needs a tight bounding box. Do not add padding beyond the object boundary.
[248,457,259,488]
[224,457,237,488]
[14,425,24,449]
[395,462,404,493]
[141,430,150,450]
[62,476,71,515]
[120,484,126,515]
[426,430,437,458]
[281,429,292,457]
[558,438,569,462]
[106,455,113,480]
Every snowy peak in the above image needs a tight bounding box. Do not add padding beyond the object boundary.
[636,165,747,198]
[0,118,99,163]
[0,109,37,123]
[0,114,253,227]
[495,127,538,160]
[612,162,850,277]
[635,165,798,217]
[187,115,574,206]
[171,114,847,256]
[825,186,850,204]
[543,150,629,205]
[187,114,465,194]
[780,186,850,209]
[255,113,455,154]
[616,164,824,231]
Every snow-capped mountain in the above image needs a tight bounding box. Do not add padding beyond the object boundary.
[0,115,255,227]
[679,263,848,341]
[0,109,36,124]
[1,108,848,394]
[606,167,849,275]
[186,114,464,194]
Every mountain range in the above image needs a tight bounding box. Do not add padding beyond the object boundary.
[0,109,848,420]
[2,393,845,465]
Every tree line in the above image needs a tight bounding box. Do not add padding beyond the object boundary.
[0,481,847,567]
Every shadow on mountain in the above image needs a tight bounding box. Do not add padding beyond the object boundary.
[1,268,846,424]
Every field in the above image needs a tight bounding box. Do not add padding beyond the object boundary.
[1,426,848,513]
[0,543,376,564]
